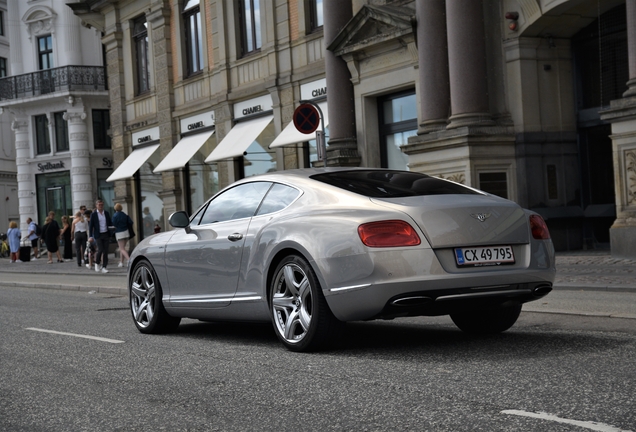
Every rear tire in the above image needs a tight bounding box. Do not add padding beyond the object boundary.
[129,260,181,334]
[269,255,342,352]
[450,304,522,334]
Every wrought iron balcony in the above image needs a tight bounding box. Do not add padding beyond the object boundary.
[0,65,107,101]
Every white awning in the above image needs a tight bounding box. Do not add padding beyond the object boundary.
[269,101,329,149]
[204,115,273,163]
[153,130,215,173]
[106,144,160,182]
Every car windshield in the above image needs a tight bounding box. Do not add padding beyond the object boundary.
[310,170,481,198]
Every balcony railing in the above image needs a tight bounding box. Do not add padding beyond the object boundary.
[0,65,107,101]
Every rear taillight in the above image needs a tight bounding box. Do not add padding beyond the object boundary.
[529,214,550,239]
[358,220,421,247]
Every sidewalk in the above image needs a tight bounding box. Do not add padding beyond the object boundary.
[1,248,636,296]
[1,253,128,295]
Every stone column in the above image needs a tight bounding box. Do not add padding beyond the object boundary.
[445,0,492,128]
[11,114,35,231]
[624,0,636,97]
[64,103,93,210]
[7,0,23,75]
[148,2,180,228]
[416,0,450,132]
[63,1,83,66]
[599,0,636,258]
[324,0,360,166]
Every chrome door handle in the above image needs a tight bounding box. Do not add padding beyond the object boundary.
[228,233,243,241]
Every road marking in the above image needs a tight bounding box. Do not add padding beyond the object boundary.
[25,328,125,344]
[501,410,633,432]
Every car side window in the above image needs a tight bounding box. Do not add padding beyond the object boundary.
[256,183,301,216]
[198,182,271,225]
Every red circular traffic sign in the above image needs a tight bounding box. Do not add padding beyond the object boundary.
[293,103,320,135]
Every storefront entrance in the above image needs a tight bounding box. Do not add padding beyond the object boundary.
[36,171,72,224]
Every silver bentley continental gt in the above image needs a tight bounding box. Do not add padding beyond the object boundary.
[128,168,555,352]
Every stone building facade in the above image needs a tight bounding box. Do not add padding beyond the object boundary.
[0,0,18,227]
[0,0,110,234]
[71,0,635,258]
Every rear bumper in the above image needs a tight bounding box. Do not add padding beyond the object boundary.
[323,269,555,321]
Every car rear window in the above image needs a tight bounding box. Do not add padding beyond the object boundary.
[310,170,481,198]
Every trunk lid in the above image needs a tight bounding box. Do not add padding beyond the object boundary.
[371,194,529,248]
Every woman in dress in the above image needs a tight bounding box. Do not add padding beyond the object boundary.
[7,221,22,263]
[112,203,133,268]
[71,210,88,267]
[42,215,63,263]
[61,215,73,260]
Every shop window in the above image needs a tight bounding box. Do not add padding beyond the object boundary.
[38,35,53,70]
[242,121,276,178]
[479,172,508,199]
[97,169,114,216]
[54,112,69,152]
[187,133,219,214]
[93,109,111,149]
[183,0,203,76]
[238,0,261,57]
[136,149,164,239]
[307,0,323,32]
[0,57,6,77]
[379,91,417,170]
[133,16,150,94]
[35,115,51,155]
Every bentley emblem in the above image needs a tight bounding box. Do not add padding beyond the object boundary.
[470,213,491,222]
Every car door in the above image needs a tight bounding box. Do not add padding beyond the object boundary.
[164,182,271,308]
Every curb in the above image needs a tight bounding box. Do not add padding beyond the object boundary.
[6,281,127,296]
[553,283,636,294]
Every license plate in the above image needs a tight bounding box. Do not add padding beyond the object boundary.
[454,245,515,266]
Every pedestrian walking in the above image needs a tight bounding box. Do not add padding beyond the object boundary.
[25,217,40,259]
[7,221,22,263]
[60,215,73,260]
[112,203,133,268]
[88,199,112,273]
[71,210,88,267]
[42,214,63,264]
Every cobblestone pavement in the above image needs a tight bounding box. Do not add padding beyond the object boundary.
[554,250,636,291]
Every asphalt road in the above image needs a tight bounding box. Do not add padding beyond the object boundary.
[1,286,635,431]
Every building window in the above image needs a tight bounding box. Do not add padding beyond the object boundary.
[0,11,4,36]
[479,172,508,199]
[54,112,69,152]
[378,91,417,170]
[183,0,203,76]
[238,0,261,56]
[0,57,6,77]
[307,0,323,32]
[92,109,111,149]
[38,35,53,70]
[35,115,51,155]
[133,16,149,94]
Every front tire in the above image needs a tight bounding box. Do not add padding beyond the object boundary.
[129,260,181,334]
[270,255,342,352]
[450,304,522,334]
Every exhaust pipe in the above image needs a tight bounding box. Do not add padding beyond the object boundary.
[391,296,433,307]
[532,284,552,296]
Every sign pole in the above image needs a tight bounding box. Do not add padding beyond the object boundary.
[299,99,327,167]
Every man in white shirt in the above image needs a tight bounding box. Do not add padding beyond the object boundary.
[88,199,113,273]
[25,218,40,259]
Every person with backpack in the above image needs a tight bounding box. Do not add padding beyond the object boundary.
[25,217,40,259]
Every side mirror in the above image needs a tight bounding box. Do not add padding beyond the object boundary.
[169,211,190,229]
